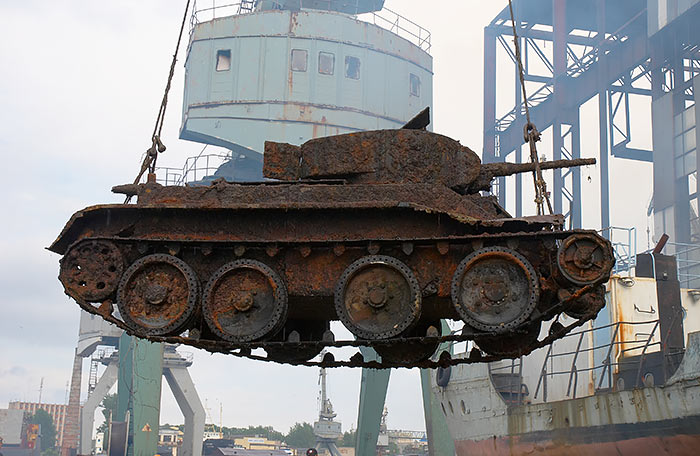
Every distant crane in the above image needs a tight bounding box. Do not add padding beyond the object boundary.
[313,356,341,456]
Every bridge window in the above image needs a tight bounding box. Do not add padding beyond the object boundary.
[319,52,335,75]
[410,73,421,97]
[674,107,696,177]
[345,56,361,80]
[291,49,308,72]
[216,50,231,72]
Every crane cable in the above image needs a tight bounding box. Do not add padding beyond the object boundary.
[126,0,192,203]
[507,0,553,216]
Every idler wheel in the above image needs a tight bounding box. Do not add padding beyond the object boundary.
[557,234,614,285]
[374,320,442,365]
[203,259,287,343]
[117,254,198,336]
[59,240,124,302]
[335,255,421,340]
[451,247,539,334]
[475,321,542,358]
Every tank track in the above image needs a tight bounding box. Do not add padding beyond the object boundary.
[59,228,612,369]
[77,295,600,369]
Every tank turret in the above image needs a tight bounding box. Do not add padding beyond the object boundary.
[51,124,614,369]
[263,129,595,193]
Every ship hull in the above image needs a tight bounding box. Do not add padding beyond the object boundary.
[454,419,700,455]
[433,332,700,456]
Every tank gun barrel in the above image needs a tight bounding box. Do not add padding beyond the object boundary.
[467,158,596,193]
[483,158,596,177]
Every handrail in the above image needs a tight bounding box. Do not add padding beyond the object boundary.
[530,319,666,400]
[566,332,585,398]
[150,150,232,186]
[600,226,637,274]
[533,344,553,401]
[634,320,660,388]
[530,319,665,398]
[642,241,700,288]
[189,0,432,53]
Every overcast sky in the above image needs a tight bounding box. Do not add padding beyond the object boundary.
[0,0,654,437]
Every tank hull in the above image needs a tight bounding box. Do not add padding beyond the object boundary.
[51,179,613,368]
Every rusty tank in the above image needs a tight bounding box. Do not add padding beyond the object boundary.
[49,115,614,368]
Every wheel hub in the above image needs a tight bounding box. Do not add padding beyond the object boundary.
[482,277,508,304]
[233,292,255,312]
[203,259,287,343]
[451,247,539,333]
[145,284,169,306]
[117,254,198,336]
[335,255,421,340]
[367,285,389,308]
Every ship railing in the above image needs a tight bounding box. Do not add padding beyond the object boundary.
[359,6,432,52]
[189,0,432,53]
[190,1,250,29]
[600,226,637,275]
[661,241,700,289]
[642,241,700,289]
[532,319,666,403]
[151,146,233,186]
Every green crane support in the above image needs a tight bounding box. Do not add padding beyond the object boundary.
[355,322,454,456]
[116,333,163,456]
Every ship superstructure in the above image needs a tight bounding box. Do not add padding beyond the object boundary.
[167,0,433,184]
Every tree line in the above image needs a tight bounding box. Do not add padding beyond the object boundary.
[98,394,356,449]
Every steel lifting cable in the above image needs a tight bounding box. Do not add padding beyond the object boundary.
[507,0,553,215]
[126,0,193,203]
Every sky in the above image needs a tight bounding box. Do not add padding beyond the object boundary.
[0,0,655,438]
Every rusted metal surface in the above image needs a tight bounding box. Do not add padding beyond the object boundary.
[202,259,287,342]
[51,127,613,368]
[263,130,482,191]
[451,247,540,333]
[454,433,700,456]
[557,233,614,285]
[475,320,542,357]
[58,240,124,302]
[116,254,197,336]
[374,320,442,364]
[334,255,421,340]
[263,129,595,193]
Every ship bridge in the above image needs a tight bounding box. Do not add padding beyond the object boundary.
[179,0,433,181]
